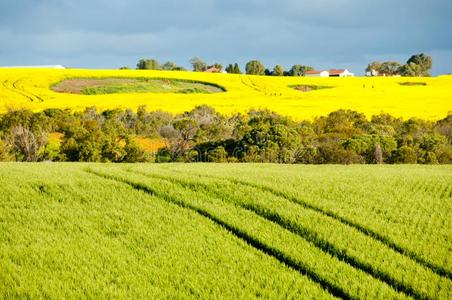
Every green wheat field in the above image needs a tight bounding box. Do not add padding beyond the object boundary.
[0,163,451,299]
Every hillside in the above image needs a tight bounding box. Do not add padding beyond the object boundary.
[0,68,451,120]
[1,163,451,299]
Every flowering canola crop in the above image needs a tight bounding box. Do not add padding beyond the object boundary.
[0,68,451,120]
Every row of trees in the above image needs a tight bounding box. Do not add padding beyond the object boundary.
[133,59,186,71]
[245,61,314,76]
[131,53,433,77]
[131,57,314,76]
[0,106,450,164]
[366,53,432,77]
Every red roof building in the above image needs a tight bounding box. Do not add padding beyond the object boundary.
[305,69,354,77]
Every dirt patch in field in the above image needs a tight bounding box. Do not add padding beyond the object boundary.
[291,85,333,92]
[51,78,137,94]
[398,82,427,86]
[51,77,225,94]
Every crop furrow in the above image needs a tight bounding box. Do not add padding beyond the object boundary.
[84,168,350,300]
[12,80,40,102]
[2,79,35,102]
[177,170,452,280]
[127,169,430,300]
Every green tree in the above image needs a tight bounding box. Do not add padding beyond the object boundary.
[225,64,234,73]
[245,60,265,75]
[136,59,161,70]
[60,122,104,162]
[122,137,151,162]
[379,62,401,76]
[320,110,367,136]
[101,136,127,162]
[162,61,177,71]
[318,142,364,164]
[0,138,11,161]
[155,148,173,162]
[225,63,242,74]
[400,62,423,77]
[289,65,313,76]
[365,61,382,75]
[406,53,432,76]
[189,57,207,72]
[434,113,452,143]
[207,146,228,162]
[233,63,242,74]
[273,65,285,76]
[392,146,417,164]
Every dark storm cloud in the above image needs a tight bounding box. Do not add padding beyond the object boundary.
[1,0,451,74]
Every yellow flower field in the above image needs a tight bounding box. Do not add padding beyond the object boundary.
[0,68,451,120]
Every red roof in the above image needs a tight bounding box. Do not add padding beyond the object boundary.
[328,69,346,75]
[204,66,221,73]
[305,69,349,75]
[304,70,324,75]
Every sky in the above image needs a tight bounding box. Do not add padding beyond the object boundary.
[1,0,451,75]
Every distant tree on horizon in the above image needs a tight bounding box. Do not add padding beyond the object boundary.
[289,65,313,76]
[246,60,265,75]
[366,53,432,77]
[273,65,285,76]
[162,61,177,71]
[403,53,432,76]
[225,63,243,74]
[136,59,161,70]
[400,62,423,77]
[379,62,402,76]
[225,64,234,73]
[233,63,242,74]
[365,61,383,74]
[190,57,207,72]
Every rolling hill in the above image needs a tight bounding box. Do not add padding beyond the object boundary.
[1,68,451,120]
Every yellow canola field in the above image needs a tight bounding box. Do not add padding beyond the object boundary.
[0,68,451,120]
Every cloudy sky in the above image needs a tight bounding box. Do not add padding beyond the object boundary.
[1,0,451,75]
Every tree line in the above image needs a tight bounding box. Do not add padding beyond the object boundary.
[0,106,450,164]
[128,53,432,77]
[128,57,314,76]
[366,53,432,77]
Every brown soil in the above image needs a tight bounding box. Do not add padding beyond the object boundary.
[294,85,315,92]
[51,78,139,94]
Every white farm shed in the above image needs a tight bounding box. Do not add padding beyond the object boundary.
[305,69,354,77]
[304,70,330,77]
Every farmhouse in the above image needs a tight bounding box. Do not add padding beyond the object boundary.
[305,69,354,77]
[366,69,401,77]
[304,70,330,77]
[329,69,354,77]
[204,66,222,73]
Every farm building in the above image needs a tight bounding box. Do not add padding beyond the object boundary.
[329,69,354,77]
[204,66,225,73]
[305,69,354,77]
[305,70,330,77]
